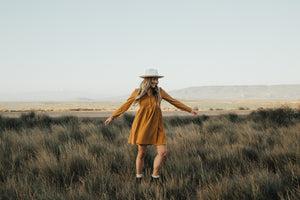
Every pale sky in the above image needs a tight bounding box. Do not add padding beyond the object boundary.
[1,0,299,100]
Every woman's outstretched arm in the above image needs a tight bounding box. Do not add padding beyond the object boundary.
[105,89,138,126]
[160,88,198,116]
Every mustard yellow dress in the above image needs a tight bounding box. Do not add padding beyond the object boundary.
[110,88,192,145]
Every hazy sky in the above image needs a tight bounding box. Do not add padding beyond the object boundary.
[1,0,299,99]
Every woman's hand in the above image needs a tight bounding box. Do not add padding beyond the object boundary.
[191,110,198,117]
[105,118,112,126]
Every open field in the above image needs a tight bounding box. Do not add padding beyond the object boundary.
[0,99,298,119]
[0,99,299,112]
[0,108,299,199]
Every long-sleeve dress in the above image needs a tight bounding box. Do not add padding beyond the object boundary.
[110,87,192,145]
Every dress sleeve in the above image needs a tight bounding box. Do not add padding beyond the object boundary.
[110,89,139,120]
[160,88,192,113]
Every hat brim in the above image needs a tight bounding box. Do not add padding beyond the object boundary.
[139,75,164,78]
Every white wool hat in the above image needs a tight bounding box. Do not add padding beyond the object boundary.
[139,68,164,78]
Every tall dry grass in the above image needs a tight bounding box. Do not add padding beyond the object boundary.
[0,108,299,199]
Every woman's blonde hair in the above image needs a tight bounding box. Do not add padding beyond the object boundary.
[134,77,161,106]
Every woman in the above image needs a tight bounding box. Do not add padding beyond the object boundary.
[105,68,198,183]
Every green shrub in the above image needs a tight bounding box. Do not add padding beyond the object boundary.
[241,147,259,162]
[249,107,297,127]
[0,116,22,131]
[206,123,224,133]
[167,116,204,127]
[68,156,93,183]
[100,126,116,142]
[123,113,135,127]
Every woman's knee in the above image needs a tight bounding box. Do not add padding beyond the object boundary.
[158,149,167,158]
[157,145,167,158]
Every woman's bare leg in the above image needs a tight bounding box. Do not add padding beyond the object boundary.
[136,145,147,175]
[152,145,167,176]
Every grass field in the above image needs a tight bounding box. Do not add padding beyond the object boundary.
[0,107,299,199]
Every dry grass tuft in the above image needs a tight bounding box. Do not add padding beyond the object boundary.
[0,108,299,199]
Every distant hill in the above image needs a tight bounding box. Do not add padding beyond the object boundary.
[168,84,300,100]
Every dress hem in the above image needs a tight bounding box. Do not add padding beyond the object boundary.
[128,142,166,146]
